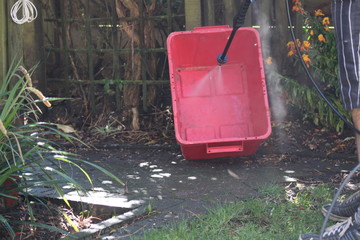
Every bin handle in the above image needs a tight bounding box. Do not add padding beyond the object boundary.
[206,142,244,154]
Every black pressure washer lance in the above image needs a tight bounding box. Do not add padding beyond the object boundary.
[217,0,256,65]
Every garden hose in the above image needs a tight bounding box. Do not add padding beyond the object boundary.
[285,0,360,239]
[10,0,38,24]
[285,0,360,135]
[217,0,256,65]
[319,163,360,239]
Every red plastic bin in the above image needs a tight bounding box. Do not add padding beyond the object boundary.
[167,26,271,160]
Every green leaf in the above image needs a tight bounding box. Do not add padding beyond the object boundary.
[0,214,15,238]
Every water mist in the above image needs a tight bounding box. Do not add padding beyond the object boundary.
[256,7,287,122]
[254,3,287,153]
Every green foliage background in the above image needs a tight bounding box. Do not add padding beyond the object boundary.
[283,4,351,132]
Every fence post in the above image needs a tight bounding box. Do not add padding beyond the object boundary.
[59,0,70,96]
[0,1,7,83]
[7,0,23,66]
[111,0,122,112]
[185,0,201,30]
[223,0,236,26]
[203,0,215,26]
[85,0,95,113]
[33,0,46,92]
[272,0,290,72]
[249,0,292,73]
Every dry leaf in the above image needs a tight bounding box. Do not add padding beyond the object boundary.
[57,124,76,134]
[308,143,317,150]
[145,140,157,145]
[227,169,241,179]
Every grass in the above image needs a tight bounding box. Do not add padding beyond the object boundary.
[134,183,337,240]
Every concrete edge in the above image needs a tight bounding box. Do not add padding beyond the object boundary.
[61,205,149,240]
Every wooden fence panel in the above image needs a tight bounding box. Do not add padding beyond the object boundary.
[0,1,7,83]
[17,0,326,123]
[41,0,185,115]
[0,0,24,83]
[7,0,23,67]
[185,0,201,30]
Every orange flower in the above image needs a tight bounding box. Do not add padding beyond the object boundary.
[302,54,311,67]
[288,51,296,57]
[302,54,310,62]
[303,40,311,50]
[310,29,315,36]
[314,9,325,17]
[318,34,326,42]
[292,6,300,12]
[287,41,297,57]
[324,26,330,31]
[322,17,330,25]
[287,41,295,49]
[292,0,303,12]
[266,57,273,65]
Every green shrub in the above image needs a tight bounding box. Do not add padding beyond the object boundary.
[283,0,351,132]
[0,61,123,238]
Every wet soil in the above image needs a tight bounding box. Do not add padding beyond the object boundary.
[265,105,356,157]
[3,104,360,239]
[1,198,98,239]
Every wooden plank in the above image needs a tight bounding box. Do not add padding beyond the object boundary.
[48,78,168,85]
[184,0,201,30]
[231,0,254,28]
[33,0,46,92]
[249,0,293,74]
[138,0,148,112]
[44,47,167,53]
[85,0,95,112]
[43,15,184,23]
[7,0,23,66]
[111,0,122,112]
[271,0,289,71]
[304,0,331,15]
[60,0,70,95]
[244,0,253,27]
[0,1,7,83]
[224,0,235,26]
[203,0,215,26]
[22,8,46,91]
[167,0,173,33]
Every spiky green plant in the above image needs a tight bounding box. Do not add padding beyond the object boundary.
[0,61,123,239]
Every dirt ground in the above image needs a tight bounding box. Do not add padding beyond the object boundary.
[267,104,356,156]
[44,98,358,156]
[3,103,360,239]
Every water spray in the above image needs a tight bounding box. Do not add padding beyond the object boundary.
[217,0,256,65]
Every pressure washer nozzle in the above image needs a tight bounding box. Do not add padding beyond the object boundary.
[217,54,228,65]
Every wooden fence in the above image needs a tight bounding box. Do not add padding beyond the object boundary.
[1,0,331,119]
[0,0,25,83]
[38,0,185,115]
